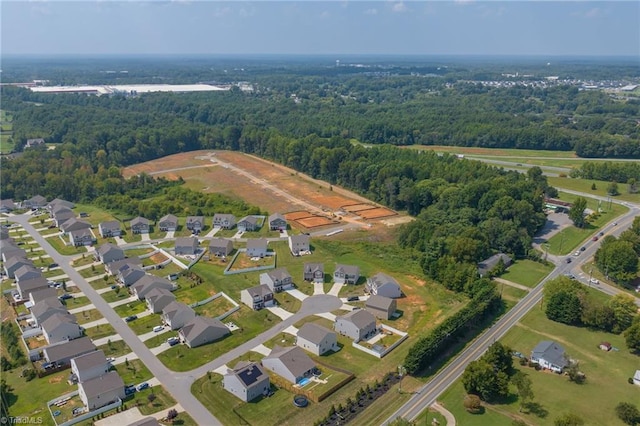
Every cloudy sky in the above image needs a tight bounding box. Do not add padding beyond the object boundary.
[2,1,639,56]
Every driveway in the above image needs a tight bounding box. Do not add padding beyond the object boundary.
[266,306,294,320]
[285,288,308,301]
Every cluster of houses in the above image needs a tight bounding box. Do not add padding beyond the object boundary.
[155,212,288,235]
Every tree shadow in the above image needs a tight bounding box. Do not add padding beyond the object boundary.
[524,401,548,418]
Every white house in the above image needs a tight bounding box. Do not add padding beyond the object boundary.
[223,361,270,402]
[288,234,310,256]
[240,284,275,311]
[261,345,316,385]
[366,272,402,298]
[530,341,568,373]
[296,323,338,356]
[246,238,268,258]
[260,268,293,293]
[334,310,377,342]
[78,371,125,410]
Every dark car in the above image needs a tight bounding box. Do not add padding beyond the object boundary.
[125,386,136,395]
[580,246,586,251]
[49,263,59,268]
[598,231,604,237]
[347,296,360,302]
[592,236,598,242]
[136,382,149,391]
[58,293,73,300]
[125,315,138,323]
[565,258,572,264]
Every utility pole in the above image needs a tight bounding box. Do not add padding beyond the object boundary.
[588,267,593,288]
[398,365,406,393]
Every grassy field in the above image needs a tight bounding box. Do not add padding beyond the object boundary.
[97,339,132,358]
[134,386,177,415]
[46,236,87,255]
[113,300,147,318]
[500,260,554,288]
[128,314,164,335]
[406,145,578,159]
[193,295,236,318]
[549,176,640,204]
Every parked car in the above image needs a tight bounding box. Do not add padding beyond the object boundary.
[167,337,180,346]
[589,278,600,285]
[58,293,73,300]
[125,315,138,323]
[106,357,116,362]
[580,246,586,251]
[153,325,164,332]
[136,382,149,391]
[111,285,118,290]
[347,296,360,302]
[574,251,581,256]
[124,386,136,395]
[48,263,59,268]
[598,231,604,236]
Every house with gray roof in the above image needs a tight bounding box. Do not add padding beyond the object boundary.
[268,213,287,231]
[261,345,316,385]
[478,253,513,277]
[43,336,96,365]
[296,323,338,356]
[161,301,196,330]
[145,287,176,314]
[23,195,47,210]
[0,199,16,213]
[288,234,310,256]
[95,243,125,264]
[179,316,230,348]
[14,265,42,284]
[334,310,377,342]
[246,238,268,258]
[209,238,233,257]
[158,214,178,232]
[98,221,122,238]
[31,297,67,326]
[530,341,568,373]
[117,264,146,287]
[41,312,83,344]
[1,245,25,263]
[4,256,33,279]
[106,257,143,276]
[130,216,150,234]
[69,228,96,246]
[175,236,199,255]
[223,361,270,402]
[47,198,75,213]
[59,218,91,234]
[17,276,49,300]
[52,206,75,227]
[78,371,125,410]
[186,216,205,232]
[240,284,274,311]
[365,295,397,320]
[0,228,10,241]
[213,214,236,229]
[366,272,402,299]
[70,350,110,383]
[238,216,259,232]
[260,268,293,293]
[303,263,324,283]
[28,287,58,306]
[131,275,175,300]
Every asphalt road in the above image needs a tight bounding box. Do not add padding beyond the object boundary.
[383,196,640,424]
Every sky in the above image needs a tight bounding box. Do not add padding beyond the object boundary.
[1,1,639,57]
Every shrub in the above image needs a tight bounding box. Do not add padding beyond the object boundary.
[463,394,483,414]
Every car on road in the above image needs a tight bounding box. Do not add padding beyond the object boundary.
[589,278,600,285]
[125,315,138,322]
[574,251,581,256]
[598,231,604,237]
[564,273,576,280]
[347,296,360,302]
[48,263,59,268]
[580,246,586,251]
[565,258,572,264]
[136,382,149,391]
[592,236,598,242]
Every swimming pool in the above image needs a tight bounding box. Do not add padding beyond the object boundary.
[298,377,311,386]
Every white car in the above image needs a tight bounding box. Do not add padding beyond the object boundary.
[589,278,600,285]
[574,251,580,256]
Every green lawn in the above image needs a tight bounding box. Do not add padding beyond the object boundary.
[549,176,640,204]
[97,339,132,358]
[147,262,184,278]
[193,295,236,318]
[46,236,87,255]
[114,359,153,385]
[113,300,147,317]
[71,255,96,267]
[128,314,164,335]
[407,145,577,159]
[499,285,528,304]
[79,266,106,279]
[134,386,177,415]
[83,323,116,340]
[72,204,121,227]
[144,331,179,349]
[102,288,131,303]
[500,260,553,288]
[172,280,219,305]
[74,308,103,324]
[61,296,91,309]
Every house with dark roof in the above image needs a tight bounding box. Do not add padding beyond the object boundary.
[41,312,83,344]
[4,256,33,279]
[70,350,110,383]
[117,264,146,287]
[288,234,310,256]
[98,221,122,238]
[186,216,205,232]
[530,341,568,373]
[43,337,96,365]
[17,277,47,298]
[59,218,91,234]
[334,310,377,342]
[161,301,196,330]
[366,272,402,299]
[52,206,75,227]
[175,236,199,255]
[238,216,259,232]
[0,199,16,213]
[209,238,233,257]
[14,265,42,284]
[179,316,230,348]
[78,371,125,410]
[145,287,176,314]
[28,287,58,306]
[478,253,513,277]
[223,361,270,402]
[25,138,45,148]
[31,297,67,326]
[69,228,96,246]
[268,213,287,231]
[0,228,10,241]
[213,214,236,229]
[260,268,293,293]
[130,216,150,234]
[158,214,178,232]
[333,264,360,285]
[1,244,25,263]
[106,257,143,276]
[246,238,268,258]
[95,243,125,264]
[47,198,75,213]
[131,275,175,300]
[261,345,316,385]
[303,263,324,283]
[23,195,47,210]
[296,323,338,356]
[365,295,397,320]
[240,284,274,311]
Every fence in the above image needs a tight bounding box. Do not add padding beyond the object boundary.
[188,292,241,321]
[223,249,277,275]
[352,325,408,359]
[49,390,122,426]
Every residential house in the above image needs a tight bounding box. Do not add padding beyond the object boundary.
[145,287,176,313]
[25,138,45,148]
[14,265,42,284]
[161,301,196,330]
[261,345,316,385]
[1,245,25,263]
[333,264,360,285]
[303,263,324,283]
[117,264,146,287]
[268,213,287,231]
[260,268,293,293]
[288,234,310,256]
[186,216,205,232]
[478,253,513,277]
[158,214,178,232]
[366,272,402,299]
[530,341,568,373]
[175,236,199,255]
[23,195,47,210]
[95,243,125,264]
[223,361,270,402]
[240,284,274,311]
[130,216,150,234]
[70,350,110,383]
[28,287,58,306]
[42,337,96,366]
[31,297,67,326]
[213,214,236,230]
[131,275,175,300]
[179,316,230,348]
[47,198,75,213]
[41,312,83,344]
[98,221,122,238]
[17,276,49,300]
[4,256,33,279]
[246,238,268,258]
[106,257,143,276]
[209,238,233,257]
[69,228,96,247]
[365,295,397,320]
[0,199,16,213]
[334,310,377,342]
[238,216,259,232]
[59,218,91,234]
[296,323,338,356]
[52,206,75,227]
[78,371,125,410]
